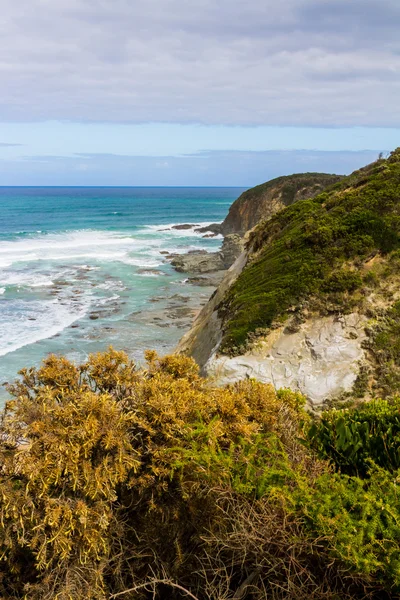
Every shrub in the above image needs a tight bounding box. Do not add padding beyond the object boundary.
[303,466,400,591]
[0,353,137,599]
[306,398,400,476]
[0,349,395,599]
[321,269,363,293]
[0,348,320,599]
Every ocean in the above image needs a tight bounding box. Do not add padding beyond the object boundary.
[0,186,244,403]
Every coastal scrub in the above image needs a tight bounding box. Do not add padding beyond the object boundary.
[1,349,395,599]
[219,149,400,353]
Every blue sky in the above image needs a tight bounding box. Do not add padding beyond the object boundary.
[0,0,399,185]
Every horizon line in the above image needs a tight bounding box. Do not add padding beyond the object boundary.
[0,184,249,189]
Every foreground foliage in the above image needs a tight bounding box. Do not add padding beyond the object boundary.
[306,397,400,476]
[0,349,399,599]
[304,467,400,590]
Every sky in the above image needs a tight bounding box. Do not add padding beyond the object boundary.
[0,0,399,185]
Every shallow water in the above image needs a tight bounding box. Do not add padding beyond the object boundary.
[0,187,244,403]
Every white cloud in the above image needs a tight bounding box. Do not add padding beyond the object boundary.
[0,0,399,126]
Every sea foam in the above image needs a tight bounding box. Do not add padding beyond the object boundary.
[0,297,90,358]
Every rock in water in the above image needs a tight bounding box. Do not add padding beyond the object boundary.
[171,223,198,230]
[194,223,222,234]
[170,251,225,273]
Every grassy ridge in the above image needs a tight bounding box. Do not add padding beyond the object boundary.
[221,172,343,234]
[219,150,400,353]
[234,172,342,206]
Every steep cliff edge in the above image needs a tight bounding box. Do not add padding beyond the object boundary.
[221,172,343,235]
[177,150,400,406]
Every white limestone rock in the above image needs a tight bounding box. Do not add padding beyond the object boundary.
[205,313,367,406]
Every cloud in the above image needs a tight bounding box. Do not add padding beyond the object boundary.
[0,143,23,147]
[0,149,381,186]
[0,0,398,127]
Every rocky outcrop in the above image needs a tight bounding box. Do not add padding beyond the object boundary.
[176,249,369,407]
[221,173,343,235]
[171,250,225,273]
[177,272,371,407]
[194,223,222,235]
[219,234,244,268]
[205,313,367,407]
[171,223,199,230]
[171,175,340,278]
[176,250,248,368]
[170,235,245,274]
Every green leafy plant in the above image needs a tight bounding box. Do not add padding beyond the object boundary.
[303,466,400,590]
[0,349,321,599]
[306,398,400,476]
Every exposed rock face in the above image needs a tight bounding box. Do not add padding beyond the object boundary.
[220,234,244,268]
[221,173,343,235]
[205,313,367,407]
[170,251,225,273]
[169,235,245,274]
[176,251,248,368]
[176,261,370,407]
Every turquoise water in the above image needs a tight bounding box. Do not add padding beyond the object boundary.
[0,187,243,402]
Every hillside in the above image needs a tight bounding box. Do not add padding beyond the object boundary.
[221,172,343,235]
[177,149,400,406]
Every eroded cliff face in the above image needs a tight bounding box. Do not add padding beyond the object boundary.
[176,151,400,407]
[176,250,248,368]
[221,173,343,235]
[176,269,370,406]
[205,313,367,407]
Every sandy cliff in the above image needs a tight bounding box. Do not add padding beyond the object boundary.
[177,151,400,407]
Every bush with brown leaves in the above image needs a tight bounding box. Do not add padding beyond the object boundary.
[0,348,385,600]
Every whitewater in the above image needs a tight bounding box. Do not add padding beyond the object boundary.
[0,187,243,403]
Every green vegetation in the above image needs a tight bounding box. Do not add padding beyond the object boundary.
[306,397,400,476]
[219,149,400,353]
[1,349,400,599]
[367,300,400,398]
[303,398,400,590]
[231,172,343,211]
[304,467,400,590]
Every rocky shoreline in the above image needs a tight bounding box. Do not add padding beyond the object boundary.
[165,231,244,280]
[58,223,235,365]
[141,173,347,395]
[123,223,246,346]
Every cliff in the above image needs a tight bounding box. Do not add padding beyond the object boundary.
[177,150,400,407]
[221,172,343,235]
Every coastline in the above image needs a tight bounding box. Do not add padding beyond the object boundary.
[0,220,229,403]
